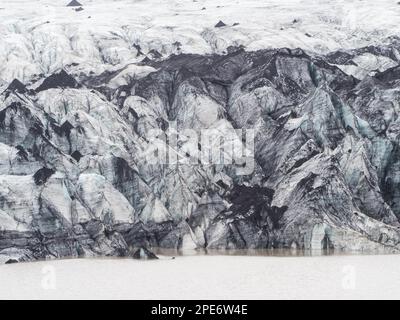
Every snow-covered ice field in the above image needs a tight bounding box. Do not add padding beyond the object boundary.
[1,0,400,82]
[1,254,400,300]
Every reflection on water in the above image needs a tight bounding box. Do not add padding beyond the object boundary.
[152,247,368,257]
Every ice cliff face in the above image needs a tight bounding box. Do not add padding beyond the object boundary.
[2,0,400,263]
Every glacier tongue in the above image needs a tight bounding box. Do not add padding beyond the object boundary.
[2,0,400,263]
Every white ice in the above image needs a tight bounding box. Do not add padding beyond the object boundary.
[1,0,400,82]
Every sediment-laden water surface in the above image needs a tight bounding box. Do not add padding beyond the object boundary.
[0,253,399,300]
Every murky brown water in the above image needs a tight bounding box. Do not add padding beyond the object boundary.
[2,254,400,299]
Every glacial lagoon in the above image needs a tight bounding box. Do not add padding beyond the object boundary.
[0,252,398,299]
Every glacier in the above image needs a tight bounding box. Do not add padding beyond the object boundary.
[1,0,400,263]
